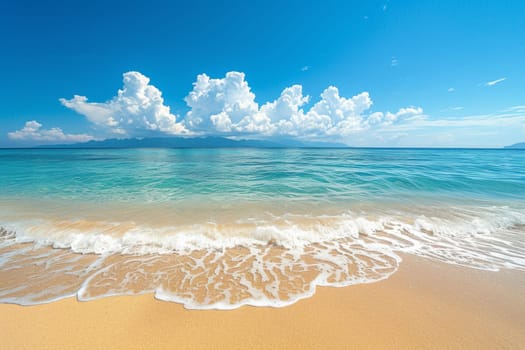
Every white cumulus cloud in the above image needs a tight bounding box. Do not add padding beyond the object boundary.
[184,72,260,133]
[11,70,424,144]
[8,121,94,143]
[182,71,424,140]
[60,71,188,136]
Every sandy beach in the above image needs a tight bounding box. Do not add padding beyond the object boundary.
[1,254,524,350]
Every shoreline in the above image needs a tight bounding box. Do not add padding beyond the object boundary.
[1,254,524,349]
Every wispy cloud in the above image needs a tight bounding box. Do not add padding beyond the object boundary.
[360,105,525,147]
[447,87,455,92]
[506,105,525,112]
[386,107,525,131]
[301,65,310,72]
[391,57,398,67]
[440,106,464,112]
[484,77,507,87]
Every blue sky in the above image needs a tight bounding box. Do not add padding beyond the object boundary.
[1,0,524,147]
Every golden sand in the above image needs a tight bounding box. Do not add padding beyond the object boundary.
[1,255,524,350]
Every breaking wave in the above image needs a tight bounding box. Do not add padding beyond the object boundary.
[1,204,524,309]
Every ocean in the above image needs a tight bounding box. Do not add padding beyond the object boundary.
[0,148,524,308]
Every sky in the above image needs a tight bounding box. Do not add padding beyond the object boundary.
[1,0,524,147]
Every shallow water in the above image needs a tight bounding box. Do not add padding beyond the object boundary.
[0,148,524,308]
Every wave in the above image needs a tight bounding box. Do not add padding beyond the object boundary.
[0,204,524,309]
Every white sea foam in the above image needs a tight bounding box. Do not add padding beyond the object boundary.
[0,204,524,309]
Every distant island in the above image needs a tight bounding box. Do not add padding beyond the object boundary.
[38,136,348,149]
[504,142,525,149]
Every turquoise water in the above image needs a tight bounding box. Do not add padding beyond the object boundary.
[1,148,524,203]
[0,148,524,308]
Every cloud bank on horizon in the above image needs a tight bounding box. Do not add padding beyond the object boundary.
[8,71,525,147]
[8,120,94,143]
[8,71,425,145]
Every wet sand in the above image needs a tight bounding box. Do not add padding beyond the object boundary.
[1,254,524,350]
